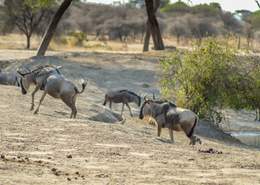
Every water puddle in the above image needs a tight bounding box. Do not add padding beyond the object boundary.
[230,132,260,147]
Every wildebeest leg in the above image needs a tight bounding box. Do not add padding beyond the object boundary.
[121,103,125,116]
[125,102,133,117]
[34,91,47,114]
[71,103,77,119]
[31,86,40,111]
[109,101,112,109]
[61,96,75,119]
[157,125,162,137]
[72,96,77,118]
[168,128,174,143]
[103,96,107,106]
[189,136,202,145]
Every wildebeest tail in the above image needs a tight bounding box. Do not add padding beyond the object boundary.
[187,116,198,138]
[75,80,88,94]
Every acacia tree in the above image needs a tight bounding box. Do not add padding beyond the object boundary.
[4,0,53,49]
[37,0,73,56]
[143,0,164,51]
[37,0,163,55]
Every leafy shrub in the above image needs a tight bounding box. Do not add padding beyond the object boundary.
[161,1,190,13]
[68,31,87,45]
[58,31,87,47]
[192,3,220,16]
[160,39,259,123]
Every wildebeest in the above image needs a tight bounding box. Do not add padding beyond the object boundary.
[139,98,201,145]
[17,65,87,118]
[103,89,141,117]
[0,71,20,86]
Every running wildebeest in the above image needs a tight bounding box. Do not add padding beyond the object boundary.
[0,71,20,86]
[139,98,201,145]
[17,65,87,118]
[103,89,141,117]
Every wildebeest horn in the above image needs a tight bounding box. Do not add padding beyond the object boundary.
[17,70,27,77]
[144,95,148,101]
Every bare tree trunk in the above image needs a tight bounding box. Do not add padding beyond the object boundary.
[143,22,151,51]
[258,108,260,121]
[26,34,31,49]
[37,0,73,57]
[256,0,260,8]
[247,37,250,49]
[143,0,164,51]
[255,108,260,121]
[257,108,260,121]
[177,34,180,44]
[237,35,241,49]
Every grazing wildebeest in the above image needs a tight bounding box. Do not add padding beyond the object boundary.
[0,71,20,86]
[103,89,141,117]
[17,65,87,118]
[139,98,201,145]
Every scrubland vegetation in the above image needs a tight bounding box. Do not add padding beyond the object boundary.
[2,0,260,51]
[160,39,260,123]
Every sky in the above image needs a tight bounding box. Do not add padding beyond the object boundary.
[86,0,259,13]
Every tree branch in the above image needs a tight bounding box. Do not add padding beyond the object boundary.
[15,22,27,35]
[255,0,260,8]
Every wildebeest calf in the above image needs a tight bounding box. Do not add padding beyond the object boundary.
[103,89,141,117]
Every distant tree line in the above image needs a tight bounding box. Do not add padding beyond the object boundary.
[1,0,260,50]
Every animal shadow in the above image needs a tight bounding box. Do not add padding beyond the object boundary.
[154,137,173,144]
[54,111,69,116]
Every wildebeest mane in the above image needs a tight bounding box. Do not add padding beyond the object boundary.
[119,89,139,97]
[119,89,141,106]
[152,99,177,108]
[18,65,61,76]
[139,100,148,119]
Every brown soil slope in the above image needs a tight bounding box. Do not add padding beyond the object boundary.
[0,85,260,185]
[0,52,260,185]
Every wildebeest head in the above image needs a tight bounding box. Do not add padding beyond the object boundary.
[139,97,170,119]
[17,69,32,95]
[139,98,151,119]
[16,65,61,95]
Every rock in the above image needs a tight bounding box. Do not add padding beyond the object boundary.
[0,154,5,159]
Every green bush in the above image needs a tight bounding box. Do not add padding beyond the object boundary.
[192,3,220,16]
[161,1,190,13]
[249,10,260,30]
[58,31,87,47]
[68,31,87,46]
[160,39,260,122]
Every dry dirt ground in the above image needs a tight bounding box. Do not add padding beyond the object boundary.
[0,51,260,185]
